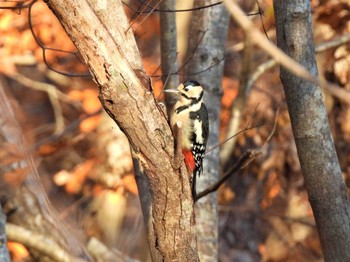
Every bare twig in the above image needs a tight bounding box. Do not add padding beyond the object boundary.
[6,223,85,262]
[221,33,350,164]
[123,1,223,14]
[316,33,350,53]
[198,109,279,200]
[126,0,162,33]
[248,33,350,91]
[8,73,72,134]
[196,150,259,200]
[261,210,316,228]
[87,237,139,262]
[30,109,102,151]
[220,35,253,163]
[205,123,263,155]
[323,82,350,105]
[223,0,319,84]
[262,108,279,147]
[27,1,90,77]
[255,0,269,40]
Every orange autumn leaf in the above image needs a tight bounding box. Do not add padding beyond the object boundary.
[38,143,60,156]
[81,89,101,114]
[222,77,238,108]
[0,13,12,30]
[268,182,281,200]
[122,175,138,195]
[0,143,24,165]
[3,169,28,188]
[67,89,84,101]
[22,29,37,51]
[143,57,161,78]
[80,114,101,133]
[152,79,164,98]
[7,242,29,261]
[261,171,282,208]
[258,244,266,257]
[92,184,104,196]
[65,159,96,194]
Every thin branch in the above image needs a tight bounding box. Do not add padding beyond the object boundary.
[123,1,223,14]
[248,33,350,90]
[262,108,279,147]
[6,223,85,262]
[162,53,179,91]
[198,109,279,200]
[196,150,259,200]
[125,0,162,33]
[30,109,102,151]
[87,237,140,262]
[28,2,90,77]
[205,123,263,155]
[315,33,350,53]
[178,30,208,74]
[181,58,225,77]
[255,0,269,40]
[219,36,254,164]
[151,56,224,79]
[323,82,350,105]
[223,0,319,85]
[261,210,316,228]
[8,73,73,134]
[0,0,36,10]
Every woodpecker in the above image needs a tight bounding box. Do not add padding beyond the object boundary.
[165,80,209,200]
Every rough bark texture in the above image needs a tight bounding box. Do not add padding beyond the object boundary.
[159,0,180,115]
[184,1,229,261]
[46,0,199,261]
[0,205,10,262]
[273,1,350,261]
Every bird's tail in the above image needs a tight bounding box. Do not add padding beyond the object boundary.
[191,168,202,201]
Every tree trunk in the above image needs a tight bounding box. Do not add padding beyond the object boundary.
[184,1,229,261]
[46,0,199,261]
[0,205,10,262]
[159,0,180,115]
[273,1,350,261]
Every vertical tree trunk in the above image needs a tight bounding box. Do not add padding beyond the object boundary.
[273,1,350,261]
[0,205,10,262]
[184,1,229,261]
[159,0,180,115]
[46,0,199,261]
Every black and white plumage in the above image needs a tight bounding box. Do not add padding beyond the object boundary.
[165,80,209,200]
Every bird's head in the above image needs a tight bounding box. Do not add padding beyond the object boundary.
[165,80,204,102]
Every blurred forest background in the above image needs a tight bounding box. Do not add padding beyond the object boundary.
[0,0,350,261]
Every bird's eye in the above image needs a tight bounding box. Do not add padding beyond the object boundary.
[184,86,190,91]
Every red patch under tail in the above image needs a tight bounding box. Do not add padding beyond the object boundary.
[182,149,195,173]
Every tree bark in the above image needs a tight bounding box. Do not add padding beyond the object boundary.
[46,0,199,261]
[184,1,229,261]
[159,0,180,115]
[273,1,350,261]
[0,205,10,262]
